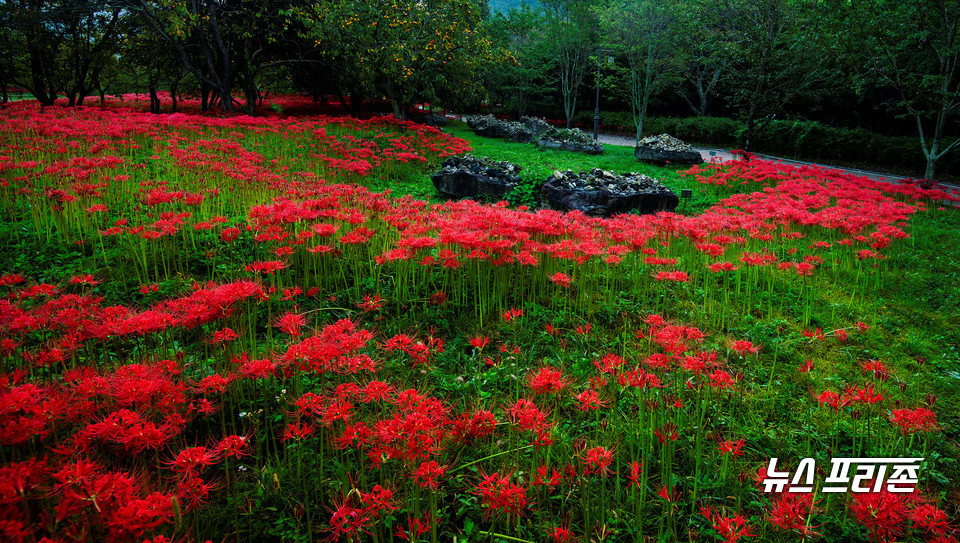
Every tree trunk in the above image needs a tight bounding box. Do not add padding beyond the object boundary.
[149,84,161,114]
[201,81,210,111]
[170,80,179,113]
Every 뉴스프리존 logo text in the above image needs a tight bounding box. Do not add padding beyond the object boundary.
[762,457,923,493]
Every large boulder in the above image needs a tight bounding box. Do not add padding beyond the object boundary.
[635,133,704,165]
[521,116,553,138]
[536,127,604,155]
[431,154,522,201]
[539,169,678,217]
[465,114,534,143]
[423,113,448,128]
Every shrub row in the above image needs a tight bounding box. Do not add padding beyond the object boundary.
[570,110,958,179]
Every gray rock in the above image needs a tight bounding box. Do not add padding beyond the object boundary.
[539,168,679,217]
[431,154,522,201]
[635,133,704,165]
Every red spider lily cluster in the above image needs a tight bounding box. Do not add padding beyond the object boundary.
[0,96,956,542]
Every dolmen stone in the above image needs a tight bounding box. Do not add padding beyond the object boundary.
[423,113,447,128]
[537,127,604,155]
[635,133,704,165]
[540,168,678,217]
[465,114,534,143]
[521,116,553,138]
[431,154,522,201]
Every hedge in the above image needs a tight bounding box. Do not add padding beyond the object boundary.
[570,110,957,179]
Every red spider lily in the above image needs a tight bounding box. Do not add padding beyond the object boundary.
[467,335,490,352]
[502,307,524,322]
[575,323,591,335]
[797,359,814,373]
[68,274,100,285]
[413,460,447,489]
[581,446,615,477]
[814,389,844,411]
[245,260,289,274]
[654,270,690,282]
[106,491,175,540]
[657,485,681,503]
[700,506,757,542]
[849,489,908,543]
[210,327,239,344]
[655,423,679,443]
[197,373,233,394]
[550,272,572,287]
[626,461,644,489]
[526,366,571,395]
[767,492,821,538]
[729,340,760,355]
[358,484,398,517]
[165,445,222,478]
[593,353,624,375]
[889,407,939,434]
[717,438,745,457]
[531,464,563,492]
[394,513,433,541]
[326,492,373,541]
[473,469,531,521]
[357,294,385,312]
[910,501,952,536]
[844,384,886,405]
[274,311,306,336]
[708,261,740,273]
[574,389,608,411]
[860,359,890,380]
[216,434,252,459]
[505,398,548,431]
[281,421,315,442]
[551,521,578,543]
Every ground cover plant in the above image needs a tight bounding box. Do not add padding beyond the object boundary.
[0,96,959,543]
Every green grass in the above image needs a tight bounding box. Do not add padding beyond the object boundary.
[411,121,717,213]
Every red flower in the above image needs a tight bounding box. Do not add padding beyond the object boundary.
[849,490,908,543]
[526,366,571,395]
[550,272,572,287]
[889,407,938,434]
[581,446,615,477]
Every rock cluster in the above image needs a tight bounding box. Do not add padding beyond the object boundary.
[537,127,604,155]
[431,154,522,201]
[465,114,534,143]
[540,168,678,217]
[635,133,704,165]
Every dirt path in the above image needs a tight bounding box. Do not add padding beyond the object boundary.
[596,133,916,184]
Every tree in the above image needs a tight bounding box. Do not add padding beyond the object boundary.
[674,0,736,116]
[483,4,548,118]
[541,0,597,128]
[850,0,960,182]
[723,0,834,151]
[599,0,685,142]
[291,0,498,120]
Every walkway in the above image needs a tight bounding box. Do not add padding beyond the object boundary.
[596,133,914,184]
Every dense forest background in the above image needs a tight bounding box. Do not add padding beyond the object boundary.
[2,0,959,180]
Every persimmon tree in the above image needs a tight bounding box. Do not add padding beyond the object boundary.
[290,0,499,120]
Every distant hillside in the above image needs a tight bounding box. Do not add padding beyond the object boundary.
[487,0,538,14]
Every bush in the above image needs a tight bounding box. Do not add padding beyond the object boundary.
[570,111,958,178]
